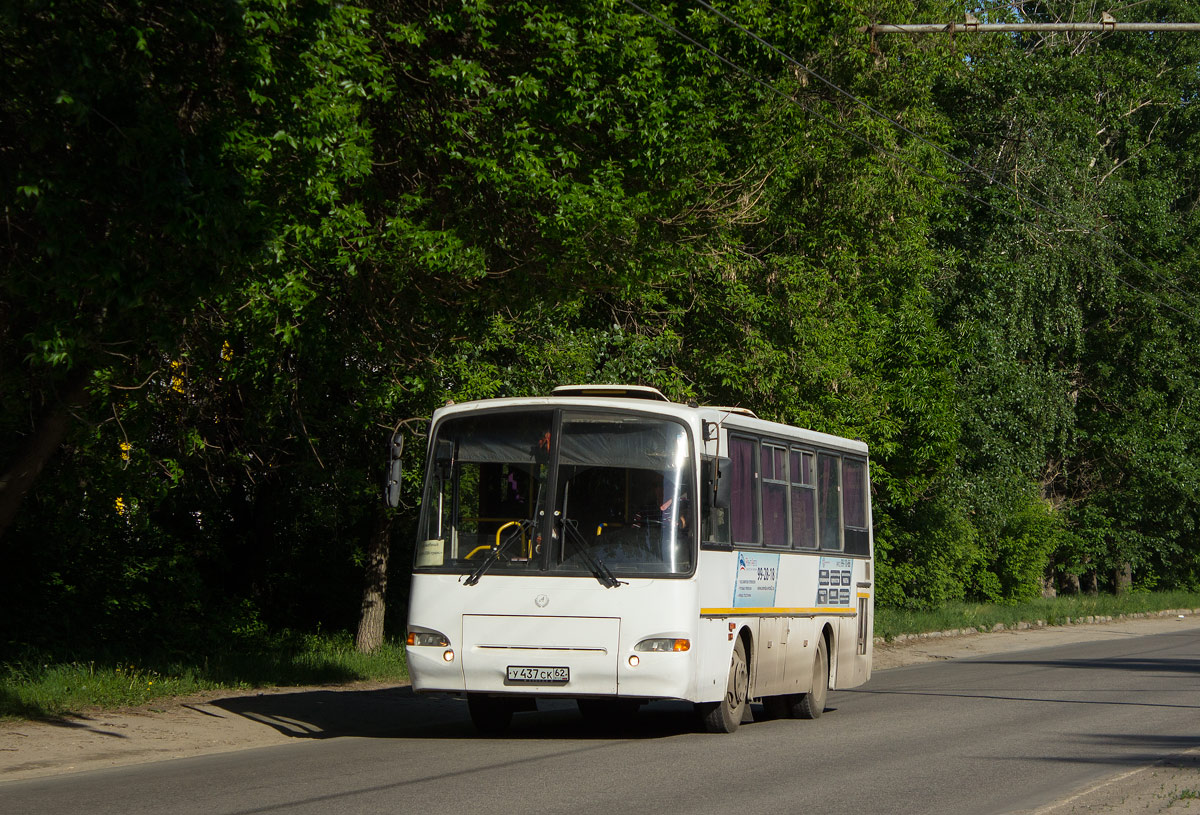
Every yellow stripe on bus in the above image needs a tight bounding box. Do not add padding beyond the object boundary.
[700,607,857,617]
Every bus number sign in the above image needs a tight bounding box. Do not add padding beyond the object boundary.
[506,666,569,684]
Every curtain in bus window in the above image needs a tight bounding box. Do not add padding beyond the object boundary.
[818,453,841,550]
[762,444,788,547]
[843,459,870,556]
[452,412,554,464]
[730,437,757,544]
[790,449,816,549]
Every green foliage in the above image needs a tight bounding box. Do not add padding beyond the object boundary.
[975,497,1064,604]
[876,488,981,608]
[3,0,1200,665]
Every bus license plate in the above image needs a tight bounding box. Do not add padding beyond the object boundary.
[506,666,569,684]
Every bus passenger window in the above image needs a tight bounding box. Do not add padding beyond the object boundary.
[843,459,870,556]
[729,437,758,545]
[762,443,788,547]
[790,449,816,549]
[818,453,842,551]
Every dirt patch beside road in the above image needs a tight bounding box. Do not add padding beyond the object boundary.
[3,613,1199,812]
[0,680,410,782]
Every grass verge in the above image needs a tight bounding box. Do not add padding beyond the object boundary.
[876,590,1200,641]
[0,631,408,720]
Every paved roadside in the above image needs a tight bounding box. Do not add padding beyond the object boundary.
[1024,751,1200,814]
[2,612,1198,814]
[875,612,1200,814]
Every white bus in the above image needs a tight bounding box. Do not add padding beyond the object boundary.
[399,385,874,733]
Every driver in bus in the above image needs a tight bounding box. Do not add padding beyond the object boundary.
[634,482,688,532]
[632,479,690,568]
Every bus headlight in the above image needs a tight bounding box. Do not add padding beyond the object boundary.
[406,628,450,648]
[634,638,691,652]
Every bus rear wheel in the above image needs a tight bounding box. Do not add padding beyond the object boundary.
[467,694,514,736]
[789,634,828,719]
[700,637,748,733]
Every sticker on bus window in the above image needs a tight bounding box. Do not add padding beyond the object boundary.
[734,551,779,608]
[416,539,445,567]
[817,557,853,606]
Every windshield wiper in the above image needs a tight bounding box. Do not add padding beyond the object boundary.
[560,518,625,588]
[463,522,530,586]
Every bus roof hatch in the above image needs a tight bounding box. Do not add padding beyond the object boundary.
[550,385,670,402]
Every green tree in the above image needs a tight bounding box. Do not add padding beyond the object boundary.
[929,0,1200,596]
[1,0,390,654]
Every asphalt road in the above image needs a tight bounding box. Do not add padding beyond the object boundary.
[3,627,1198,815]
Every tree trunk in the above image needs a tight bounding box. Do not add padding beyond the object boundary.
[1041,558,1057,598]
[0,371,90,541]
[1113,562,1133,594]
[355,507,392,653]
[1041,575,1057,599]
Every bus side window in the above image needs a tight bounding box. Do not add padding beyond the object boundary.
[790,448,816,549]
[817,453,842,551]
[729,437,759,545]
[761,443,788,547]
[701,458,731,545]
[843,459,870,556]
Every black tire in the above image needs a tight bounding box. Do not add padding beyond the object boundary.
[790,633,828,720]
[700,636,749,733]
[468,694,514,736]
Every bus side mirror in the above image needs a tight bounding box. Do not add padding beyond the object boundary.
[385,431,405,508]
[703,457,732,510]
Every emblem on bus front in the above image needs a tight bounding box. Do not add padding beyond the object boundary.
[535,594,550,608]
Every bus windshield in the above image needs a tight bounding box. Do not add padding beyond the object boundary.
[415,408,695,578]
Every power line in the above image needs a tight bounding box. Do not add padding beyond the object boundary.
[621,0,1200,326]
[690,0,1200,317]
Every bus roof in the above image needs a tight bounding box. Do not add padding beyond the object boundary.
[432,387,869,456]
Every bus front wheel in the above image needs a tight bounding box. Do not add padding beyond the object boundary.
[700,637,748,733]
[789,634,828,719]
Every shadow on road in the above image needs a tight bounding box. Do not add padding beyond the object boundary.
[846,685,1200,711]
[994,734,1200,769]
[966,656,1200,675]
[207,687,795,741]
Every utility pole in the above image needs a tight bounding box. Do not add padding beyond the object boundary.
[864,12,1200,35]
